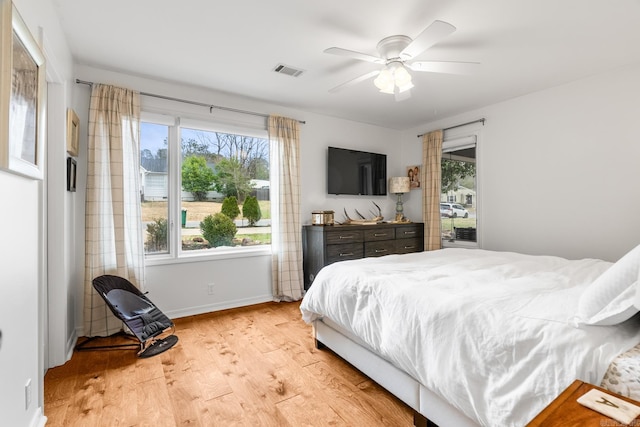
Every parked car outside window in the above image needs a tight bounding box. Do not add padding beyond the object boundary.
[440,203,469,218]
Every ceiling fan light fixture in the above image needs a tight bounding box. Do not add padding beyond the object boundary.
[374,67,393,91]
[374,63,413,95]
[394,65,412,87]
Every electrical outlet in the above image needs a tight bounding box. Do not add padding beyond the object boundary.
[207,283,215,295]
[25,379,31,410]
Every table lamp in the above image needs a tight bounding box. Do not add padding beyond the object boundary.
[389,177,411,221]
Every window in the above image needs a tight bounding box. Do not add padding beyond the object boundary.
[441,135,477,245]
[140,113,270,259]
[141,121,170,254]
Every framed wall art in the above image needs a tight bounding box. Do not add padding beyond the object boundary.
[0,0,46,180]
[66,108,79,156]
[407,165,421,189]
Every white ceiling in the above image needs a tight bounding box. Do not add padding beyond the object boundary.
[51,0,640,129]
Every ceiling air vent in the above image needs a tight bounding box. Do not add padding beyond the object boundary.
[273,63,304,77]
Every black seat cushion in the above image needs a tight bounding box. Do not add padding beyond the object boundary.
[106,289,155,319]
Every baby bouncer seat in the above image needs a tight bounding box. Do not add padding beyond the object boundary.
[82,274,178,358]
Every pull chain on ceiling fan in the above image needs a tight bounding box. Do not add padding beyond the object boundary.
[324,20,479,101]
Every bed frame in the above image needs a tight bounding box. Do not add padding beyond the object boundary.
[313,319,479,427]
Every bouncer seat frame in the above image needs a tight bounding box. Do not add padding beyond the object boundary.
[76,274,178,358]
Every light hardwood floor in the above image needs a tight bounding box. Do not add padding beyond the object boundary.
[44,301,413,426]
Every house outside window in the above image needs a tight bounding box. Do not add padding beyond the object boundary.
[141,121,170,254]
[140,112,270,260]
[441,134,478,247]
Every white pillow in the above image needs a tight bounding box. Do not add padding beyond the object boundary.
[577,244,640,326]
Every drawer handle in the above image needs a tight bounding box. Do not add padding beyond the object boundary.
[375,249,388,253]
[404,246,415,249]
[339,252,354,257]
[339,235,354,239]
[404,231,416,235]
[373,233,388,237]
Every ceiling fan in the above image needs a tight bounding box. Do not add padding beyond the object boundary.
[325,20,479,101]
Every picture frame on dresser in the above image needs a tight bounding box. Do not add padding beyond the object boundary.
[0,0,46,180]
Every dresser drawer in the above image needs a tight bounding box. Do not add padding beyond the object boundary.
[325,230,364,245]
[326,243,363,263]
[364,241,394,257]
[395,238,422,254]
[395,225,423,240]
[363,228,394,242]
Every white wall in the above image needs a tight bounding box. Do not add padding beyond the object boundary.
[72,65,404,323]
[0,0,73,425]
[0,175,43,427]
[299,113,405,222]
[401,62,640,262]
[145,255,273,317]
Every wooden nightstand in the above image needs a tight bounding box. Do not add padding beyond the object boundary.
[527,380,640,426]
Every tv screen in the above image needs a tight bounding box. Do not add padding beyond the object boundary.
[327,147,387,195]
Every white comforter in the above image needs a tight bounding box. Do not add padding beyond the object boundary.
[300,248,640,427]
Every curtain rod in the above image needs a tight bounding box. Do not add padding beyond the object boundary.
[75,79,306,124]
[417,118,485,138]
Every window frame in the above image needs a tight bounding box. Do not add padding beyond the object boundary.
[440,130,481,249]
[140,111,272,266]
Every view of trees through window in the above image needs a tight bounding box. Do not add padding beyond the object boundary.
[140,122,270,255]
[441,146,477,243]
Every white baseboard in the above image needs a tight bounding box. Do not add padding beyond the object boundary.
[29,407,47,427]
[164,294,274,319]
[66,329,77,361]
[73,295,274,339]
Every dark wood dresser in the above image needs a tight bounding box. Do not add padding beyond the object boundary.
[302,222,424,289]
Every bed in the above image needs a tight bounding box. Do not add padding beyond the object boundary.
[299,246,640,427]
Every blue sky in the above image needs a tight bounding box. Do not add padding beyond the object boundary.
[141,123,221,155]
[140,122,268,164]
[140,122,168,154]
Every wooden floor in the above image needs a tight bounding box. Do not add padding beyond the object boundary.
[44,301,413,426]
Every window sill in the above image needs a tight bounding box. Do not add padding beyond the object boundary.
[145,246,272,266]
[442,239,479,249]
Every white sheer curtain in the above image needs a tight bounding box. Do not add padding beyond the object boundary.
[268,115,303,301]
[84,84,145,337]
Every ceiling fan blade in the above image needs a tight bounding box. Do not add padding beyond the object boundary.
[328,70,380,93]
[324,47,385,64]
[408,61,480,75]
[400,20,456,59]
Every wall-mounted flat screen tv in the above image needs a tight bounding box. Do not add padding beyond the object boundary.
[327,146,387,195]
